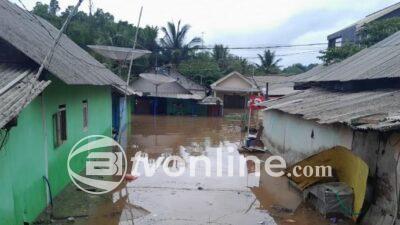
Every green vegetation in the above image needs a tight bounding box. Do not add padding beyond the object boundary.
[319,17,400,65]
[160,20,202,65]
[32,0,317,85]
[256,50,281,74]
[318,44,364,65]
[282,63,318,75]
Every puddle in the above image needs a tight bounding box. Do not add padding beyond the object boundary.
[37,115,353,225]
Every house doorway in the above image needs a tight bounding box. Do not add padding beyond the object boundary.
[223,95,246,108]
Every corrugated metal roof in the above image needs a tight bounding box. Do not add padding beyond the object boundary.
[211,86,259,92]
[304,31,400,83]
[251,75,289,85]
[0,64,50,128]
[261,88,400,131]
[131,76,194,97]
[200,96,223,105]
[0,1,128,89]
[168,70,206,92]
[251,75,298,96]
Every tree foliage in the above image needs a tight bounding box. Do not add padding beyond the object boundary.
[360,17,400,46]
[160,20,202,65]
[31,0,324,85]
[318,44,364,65]
[256,50,281,74]
[282,63,318,75]
[178,52,223,86]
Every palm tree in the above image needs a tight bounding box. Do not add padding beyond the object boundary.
[160,20,202,65]
[256,50,281,74]
[212,44,229,71]
[138,26,161,67]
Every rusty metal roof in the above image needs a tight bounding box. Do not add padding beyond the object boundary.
[0,64,50,128]
[261,88,400,131]
[0,1,128,89]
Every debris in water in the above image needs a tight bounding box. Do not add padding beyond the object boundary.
[271,204,293,213]
[125,174,138,182]
[197,186,204,190]
[284,219,296,223]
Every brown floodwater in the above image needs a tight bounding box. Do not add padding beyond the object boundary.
[39,114,352,225]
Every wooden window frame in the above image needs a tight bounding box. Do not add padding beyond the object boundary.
[53,104,67,148]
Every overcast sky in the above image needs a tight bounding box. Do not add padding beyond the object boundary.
[11,0,400,66]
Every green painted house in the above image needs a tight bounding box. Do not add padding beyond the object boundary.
[0,1,134,224]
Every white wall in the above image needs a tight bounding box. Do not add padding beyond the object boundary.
[262,110,353,165]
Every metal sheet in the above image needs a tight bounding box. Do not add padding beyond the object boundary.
[261,88,400,131]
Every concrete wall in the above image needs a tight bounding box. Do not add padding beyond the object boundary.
[0,76,113,225]
[262,110,353,165]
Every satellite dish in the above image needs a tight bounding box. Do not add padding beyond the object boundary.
[88,45,151,61]
[139,73,176,86]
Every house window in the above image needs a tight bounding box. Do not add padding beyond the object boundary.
[53,105,67,147]
[336,37,343,47]
[82,100,88,131]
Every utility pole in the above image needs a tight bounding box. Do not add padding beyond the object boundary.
[126,6,143,87]
[89,0,93,16]
[201,32,205,49]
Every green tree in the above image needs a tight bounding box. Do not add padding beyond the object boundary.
[318,44,364,65]
[212,44,229,71]
[160,20,202,65]
[178,52,222,85]
[256,50,281,74]
[282,63,318,75]
[360,17,400,46]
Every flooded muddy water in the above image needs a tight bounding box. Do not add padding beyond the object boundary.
[39,115,351,225]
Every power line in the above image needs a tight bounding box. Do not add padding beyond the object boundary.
[197,43,329,50]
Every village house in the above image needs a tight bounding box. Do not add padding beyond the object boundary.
[328,2,400,47]
[261,30,400,224]
[210,71,259,109]
[0,1,134,224]
[210,71,298,109]
[131,68,207,116]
